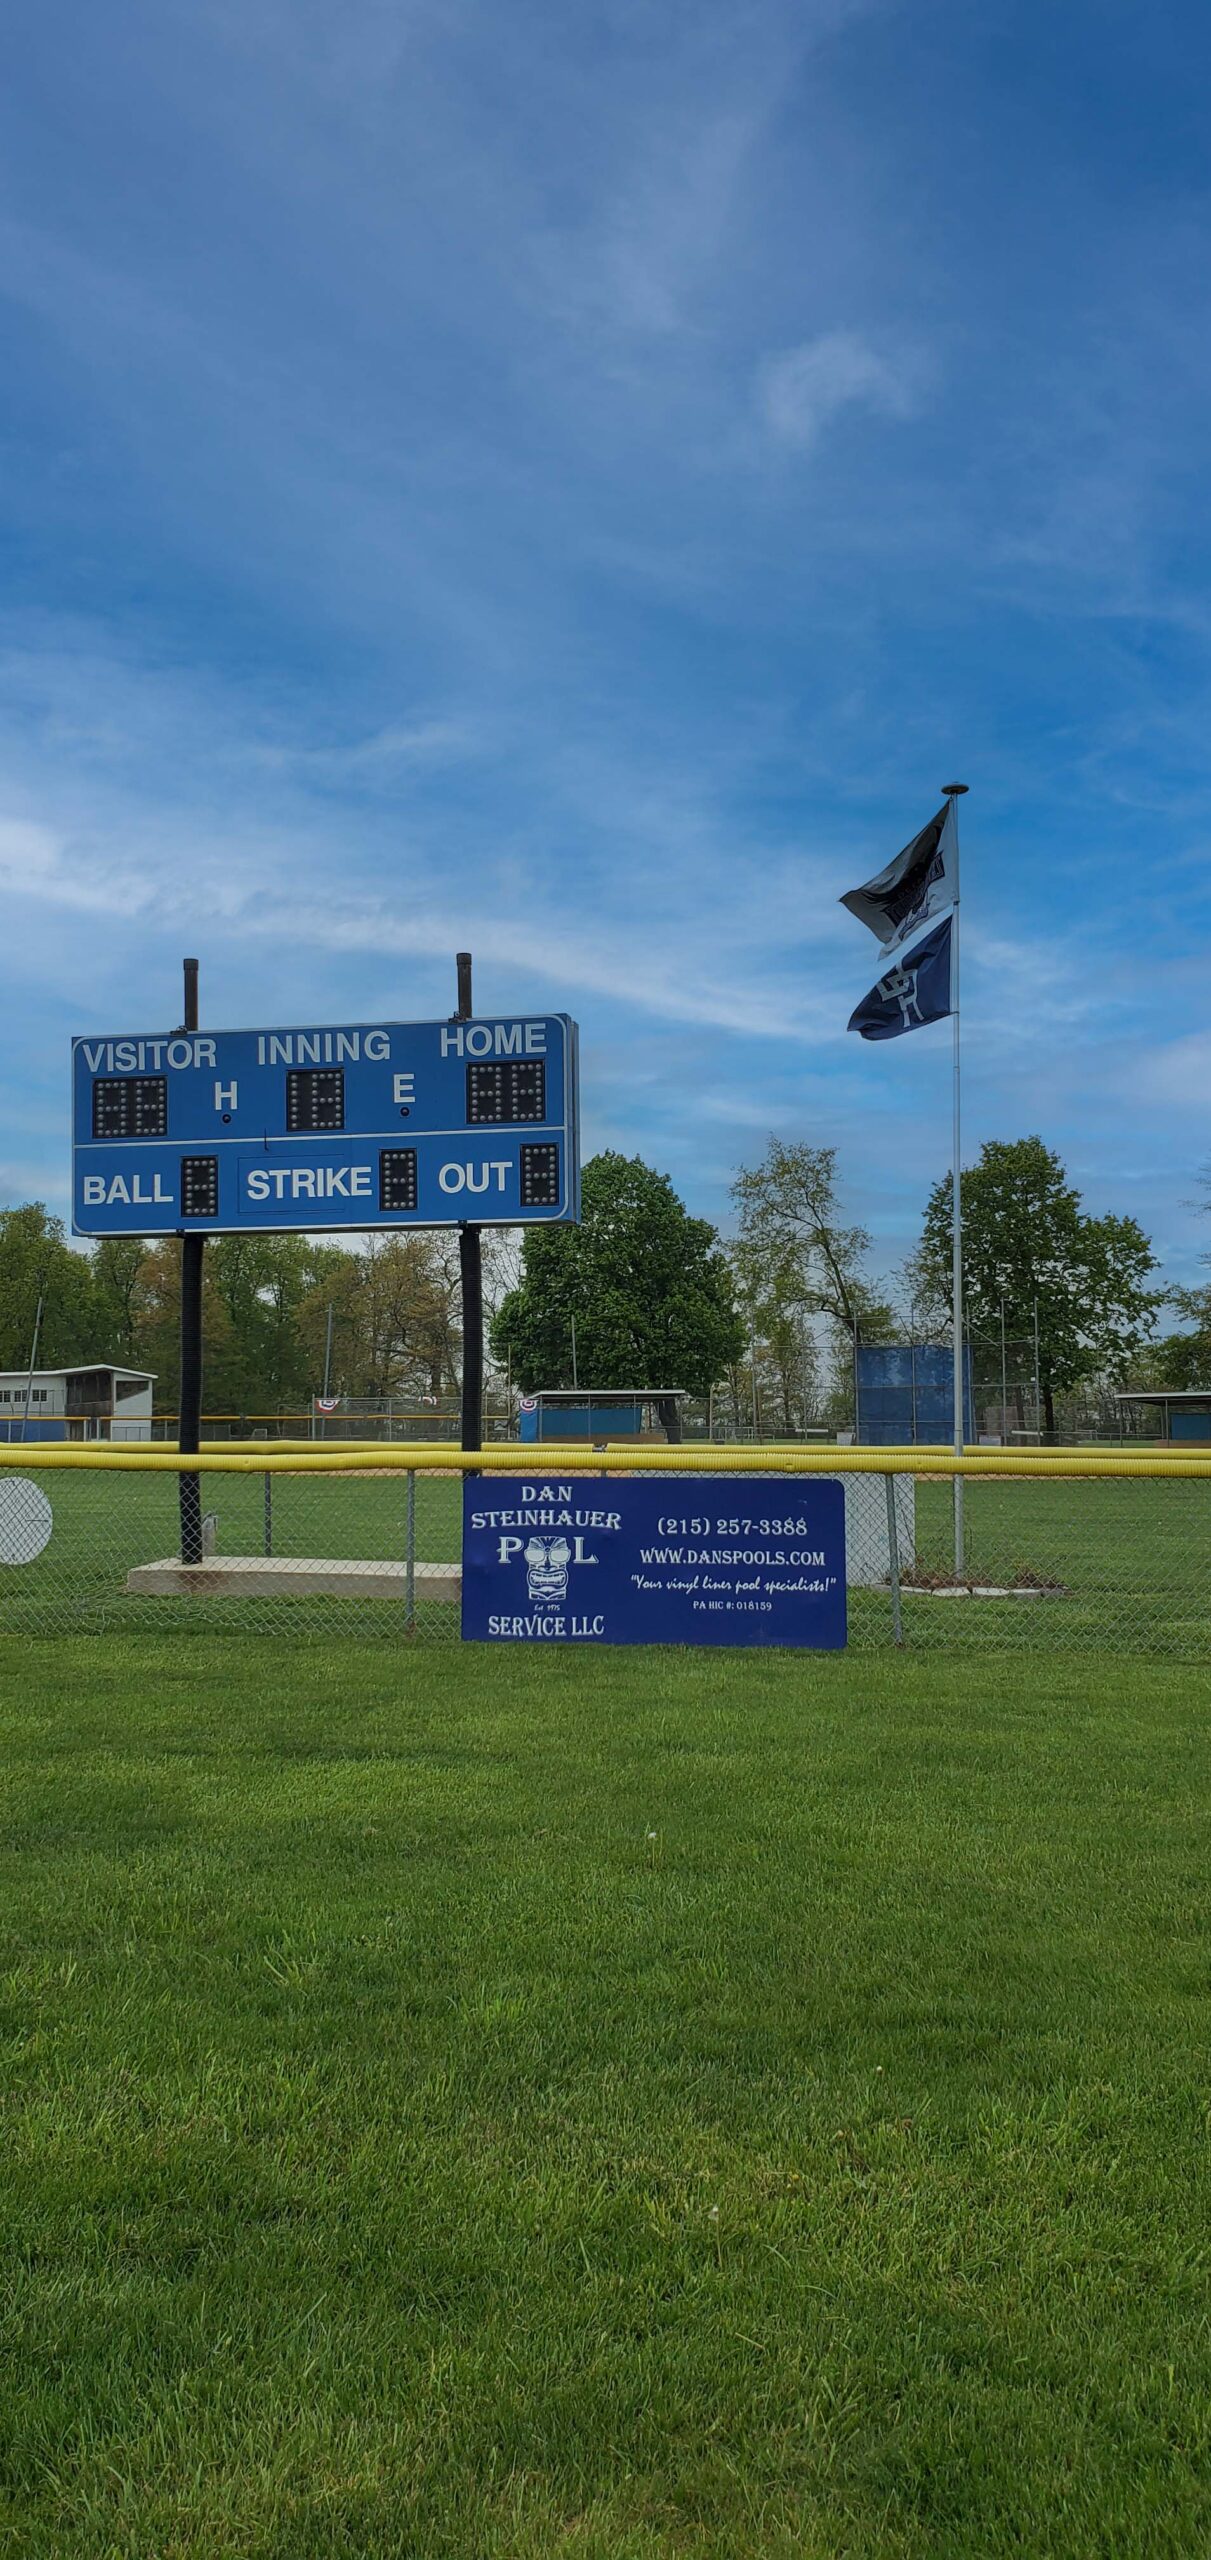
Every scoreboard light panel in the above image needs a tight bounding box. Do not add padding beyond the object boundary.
[180,1156,219,1218]
[379,1148,418,1213]
[520,1142,560,1208]
[92,1075,168,1140]
[466,1059,546,1124]
[286,1068,344,1132]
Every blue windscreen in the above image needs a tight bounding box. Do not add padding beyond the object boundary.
[855,1344,974,1445]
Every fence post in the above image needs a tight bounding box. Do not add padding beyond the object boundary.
[264,1470,273,1558]
[406,1468,416,1633]
[884,1469,905,1647]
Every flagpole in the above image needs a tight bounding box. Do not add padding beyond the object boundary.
[943,782,968,1577]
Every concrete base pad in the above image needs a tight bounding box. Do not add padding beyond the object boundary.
[126,1556,460,1601]
[904,1582,1053,1600]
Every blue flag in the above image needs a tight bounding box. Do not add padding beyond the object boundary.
[847,911,954,1041]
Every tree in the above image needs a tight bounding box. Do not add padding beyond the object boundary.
[490,1152,743,1424]
[292,1235,462,1402]
[731,1142,871,1331]
[914,1137,1160,1433]
[1143,1289,1211,1392]
[91,1237,152,1364]
[727,1234,820,1435]
[201,1236,316,1415]
[0,1205,98,1370]
[294,1245,365,1398]
[729,1141,897,1425]
[0,1205,471,1421]
[1146,1169,1211,1391]
[120,1240,208,1419]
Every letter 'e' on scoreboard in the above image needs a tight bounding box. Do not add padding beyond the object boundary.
[71,1016,580,1237]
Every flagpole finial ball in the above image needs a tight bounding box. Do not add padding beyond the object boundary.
[941,782,968,795]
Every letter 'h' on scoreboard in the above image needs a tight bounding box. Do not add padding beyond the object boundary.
[71,1016,580,1235]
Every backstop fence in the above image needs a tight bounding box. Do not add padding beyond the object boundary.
[1,1443,1209,1659]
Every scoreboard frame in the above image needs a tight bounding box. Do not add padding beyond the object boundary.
[71,1013,580,1237]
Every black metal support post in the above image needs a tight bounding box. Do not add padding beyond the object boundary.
[459,1223,484,1450]
[456,950,484,1455]
[177,956,204,1563]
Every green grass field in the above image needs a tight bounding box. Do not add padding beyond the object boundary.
[4,1634,1211,2555]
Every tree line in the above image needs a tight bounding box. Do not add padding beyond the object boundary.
[0,1206,508,1416]
[493,1140,1165,1434]
[2,1132,1200,1426]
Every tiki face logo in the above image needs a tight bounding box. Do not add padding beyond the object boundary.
[523,1535,571,1601]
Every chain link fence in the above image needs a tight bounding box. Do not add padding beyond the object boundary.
[1,1450,1209,1657]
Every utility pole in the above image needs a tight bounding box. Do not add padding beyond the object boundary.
[19,1289,45,1443]
[456,952,483,1454]
[178,956,204,1563]
[1000,1295,1009,1445]
[313,1300,336,1441]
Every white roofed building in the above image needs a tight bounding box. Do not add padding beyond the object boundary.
[0,1364,156,1443]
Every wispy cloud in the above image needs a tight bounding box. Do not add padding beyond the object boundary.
[1128,1033,1211,1120]
[757,331,926,451]
[250,720,479,782]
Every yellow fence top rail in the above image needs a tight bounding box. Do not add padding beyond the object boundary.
[2,1441,1210,1479]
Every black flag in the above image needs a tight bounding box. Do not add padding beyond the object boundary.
[840,801,956,954]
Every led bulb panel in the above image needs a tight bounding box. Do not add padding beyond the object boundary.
[286,1069,344,1132]
[379,1148,418,1212]
[519,1142,560,1207]
[466,1060,546,1124]
[92,1076,168,1139]
[181,1156,219,1217]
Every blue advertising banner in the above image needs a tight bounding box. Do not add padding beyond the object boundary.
[461,1475,847,1648]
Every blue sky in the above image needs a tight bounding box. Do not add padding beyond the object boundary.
[4,0,1211,1292]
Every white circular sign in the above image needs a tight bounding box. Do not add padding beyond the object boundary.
[519,1396,537,1413]
[0,1477,53,1566]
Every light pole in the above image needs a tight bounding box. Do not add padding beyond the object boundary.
[942,781,968,1576]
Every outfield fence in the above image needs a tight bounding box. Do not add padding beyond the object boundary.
[1,1443,1209,1657]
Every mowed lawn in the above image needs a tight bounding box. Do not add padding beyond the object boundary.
[2,1638,1211,2556]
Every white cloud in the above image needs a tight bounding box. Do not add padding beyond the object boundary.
[250,720,478,780]
[757,329,924,452]
[0,817,64,889]
[1128,1032,1211,1118]
[0,785,848,1046]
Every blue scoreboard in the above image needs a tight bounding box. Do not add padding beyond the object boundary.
[72,1014,580,1236]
